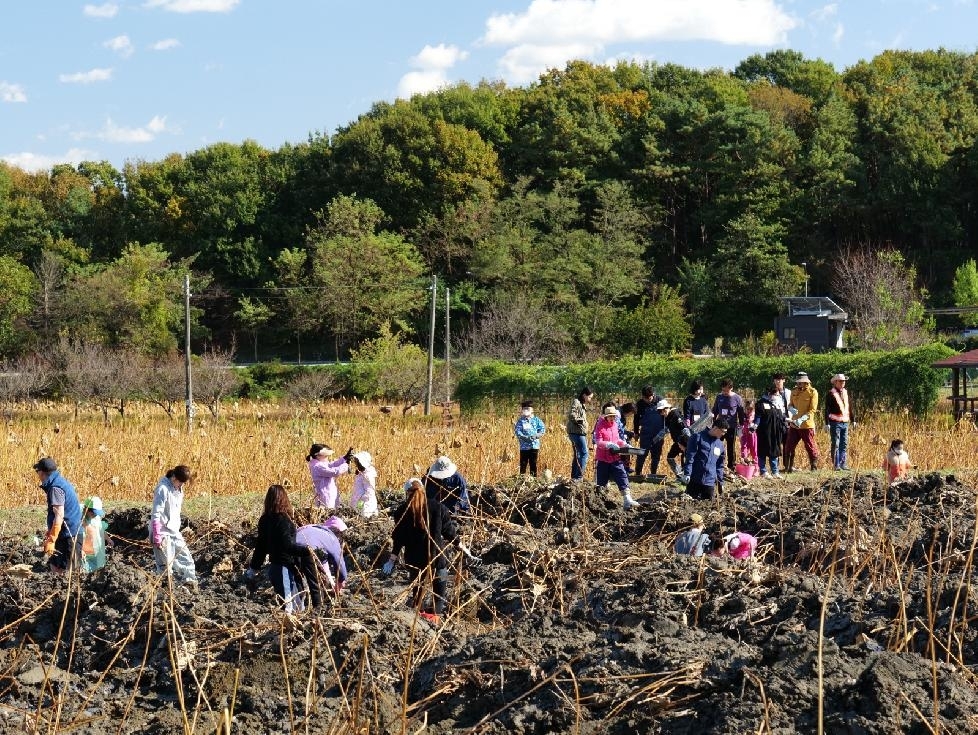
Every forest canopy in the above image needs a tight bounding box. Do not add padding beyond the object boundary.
[2,49,976,361]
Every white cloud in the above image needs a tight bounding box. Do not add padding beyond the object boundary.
[811,3,838,21]
[832,22,844,45]
[59,68,113,84]
[1,148,98,172]
[1,81,27,103]
[150,38,181,51]
[481,0,798,82]
[104,35,134,57]
[144,0,240,12]
[397,43,469,97]
[83,3,119,18]
[94,115,170,143]
[499,43,600,84]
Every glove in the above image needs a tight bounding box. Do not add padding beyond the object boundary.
[681,427,692,439]
[824,424,831,432]
[788,407,798,417]
[314,547,328,562]
[735,427,743,439]
[151,520,163,547]
[748,425,756,433]
[42,534,56,555]
[382,556,396,575]
[243,568,258,592]
[334,581,344,595]
[343,447,355,464]
[244,568,256,580]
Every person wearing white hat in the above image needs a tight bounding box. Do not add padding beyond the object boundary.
[652,398,687,479]
[424,455,470,513]
[81,496,109,573]
[825,373,855,470]
[594,404,639,509]
[723,531,758,560]
[349,452,378,519]
[784,372,820,472]
[296,516,348,595]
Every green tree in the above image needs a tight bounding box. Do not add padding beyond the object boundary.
[952,259,978,327]
[607,285,692,355]
[234,296,274,361]
[0,255,38,355]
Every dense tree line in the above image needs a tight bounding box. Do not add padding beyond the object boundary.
[3,49,978,362]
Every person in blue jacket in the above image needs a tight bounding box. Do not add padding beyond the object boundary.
[34,457,82,573]
[635,397,666,476]
[681,417,730,501]
[514,400,546,476]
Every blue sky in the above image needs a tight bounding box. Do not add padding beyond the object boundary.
[2,0,977,172]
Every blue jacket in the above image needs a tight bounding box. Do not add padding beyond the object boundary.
[425,472,470,513]
[683,430,726,487]
[514,415,546,450]
[41,471,82,536]
[639,406,665,441]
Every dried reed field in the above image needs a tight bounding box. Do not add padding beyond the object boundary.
[3,399,978,734]
[3,399,977,510]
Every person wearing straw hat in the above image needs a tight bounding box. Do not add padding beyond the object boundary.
[784,372,820,472]
[594,405,639,510]
[674,513,713,557]
[296,515,348,595]
[825,373,855,471]
[349,452,379,519]
[81,496,110,573]
[34,457,82,574]
[306,443,352,509]
[425,455,470,514]
[385,478,458,625]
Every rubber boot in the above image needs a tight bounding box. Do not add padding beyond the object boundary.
[810,458,819,471]
[784,452,794,473]
[622,489,639,510]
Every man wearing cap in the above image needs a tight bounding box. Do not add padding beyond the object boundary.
[34,457,82,573]
[784,372,820,472]
[425,455,470,514]
[681,417,729,500]
[825,373,855,471]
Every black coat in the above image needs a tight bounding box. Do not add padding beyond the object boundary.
[392,498,457,570]
[755,394,786,457]
[249,512,309,570]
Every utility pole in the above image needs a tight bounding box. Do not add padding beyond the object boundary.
[424,275,437,416]
[184,274,193,432]
[445,287,451,404]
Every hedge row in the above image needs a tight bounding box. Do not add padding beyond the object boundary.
[454,343,957,416]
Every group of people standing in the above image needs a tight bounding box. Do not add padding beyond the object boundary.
[556,370,871,506]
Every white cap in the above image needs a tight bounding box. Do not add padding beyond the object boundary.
[403,477,422,492]
[352,451,373,469]
[655,399,672,410]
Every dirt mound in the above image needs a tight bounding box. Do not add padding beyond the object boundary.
[2,472,977,733]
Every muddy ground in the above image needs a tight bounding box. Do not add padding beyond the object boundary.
[2,471,978,734]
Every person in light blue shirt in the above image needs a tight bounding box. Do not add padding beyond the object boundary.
[514,401,547,476]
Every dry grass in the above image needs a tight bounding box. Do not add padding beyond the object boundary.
[2,399,978,514]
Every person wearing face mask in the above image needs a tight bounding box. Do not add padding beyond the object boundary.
[514,400,547,476]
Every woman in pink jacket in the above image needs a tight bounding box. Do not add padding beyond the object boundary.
[723,532,758,560]
[593,406,639,510]
[307,444,351,509]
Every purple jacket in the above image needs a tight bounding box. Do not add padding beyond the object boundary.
[295,524,347,583]
[309,457,349,508]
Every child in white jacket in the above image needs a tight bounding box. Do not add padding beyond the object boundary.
[350,452,378,519]
[149,465,197,585]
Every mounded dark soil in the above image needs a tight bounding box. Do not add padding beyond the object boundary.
[2,471,978,734]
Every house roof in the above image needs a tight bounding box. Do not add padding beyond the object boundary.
[781,296,848,320]
[932,349,978,368]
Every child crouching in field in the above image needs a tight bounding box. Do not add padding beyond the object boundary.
[81,496,110,572]
[883,439,912,485]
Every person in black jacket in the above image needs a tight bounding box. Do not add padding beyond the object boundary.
[246,484,322,612]
[383,478,457,623]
